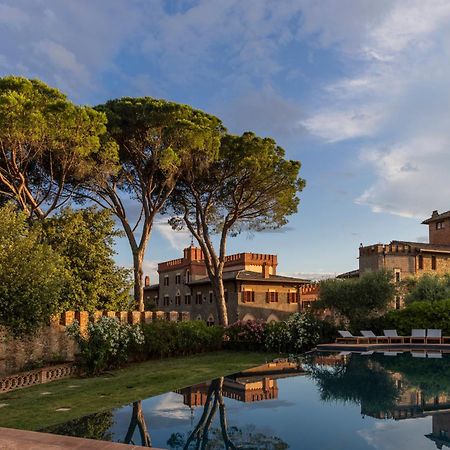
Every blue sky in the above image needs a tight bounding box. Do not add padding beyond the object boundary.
[2,0,450,281]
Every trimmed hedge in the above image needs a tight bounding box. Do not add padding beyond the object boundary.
[140,320,224,358]
[358,299,450,335]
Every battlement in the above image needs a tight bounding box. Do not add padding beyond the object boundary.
[359,243,415,257]
[225,252,277,266]
[300,283,319,295]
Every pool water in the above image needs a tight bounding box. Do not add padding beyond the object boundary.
[45,351,450,449]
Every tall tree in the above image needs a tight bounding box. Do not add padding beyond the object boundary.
[79,98,224,310]
[0,76,116,219]
[170,132,305,326]
[0,204,68,336]
[42,207,132,312]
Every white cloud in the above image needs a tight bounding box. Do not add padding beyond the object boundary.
[154,220,191,252]
[298,0,450,217]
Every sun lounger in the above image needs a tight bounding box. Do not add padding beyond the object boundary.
[360,330,389,344]
[411,351,426,358]
[411,329,426,343]
[383,329,408,344]
[383,352,399,356]
[427,352,442,358]
[360,351,374,356]
[336,331,369,344]
[426,329,442,344]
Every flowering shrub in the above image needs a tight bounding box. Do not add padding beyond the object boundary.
[224,320,266,350]
[283,313,320,354]
[226,313,321,354]
[67,317,144,375]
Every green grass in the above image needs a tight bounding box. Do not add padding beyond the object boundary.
[0,351,276,431]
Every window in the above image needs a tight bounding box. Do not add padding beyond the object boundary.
[175,274,181,284]
[196,292,203,304]
[287,292,298,303]
[432,255,437,270]
[224,289,229,303]
[436,221,444,230]
[242,290,255,303]
[394,270,401,283]
[164,276,169,286]
[395,296,401,310]
[209,291,213,303]
[184,294,191,305]
[185,270,191,283]
[175,294,181,306]
[418,255,424,270]
[266,291,278,303]
[154,296,159,307]
[163,295,170,306]
[207,315,215,327]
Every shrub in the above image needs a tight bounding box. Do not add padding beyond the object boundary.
[224,320,266,350]
[67,317,144,375]
[141,320,223,358]
[226,313,322,354]
[371,299,450,335]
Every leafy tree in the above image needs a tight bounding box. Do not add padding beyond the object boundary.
[170,132,304,325]
[316,269,396,328]
[404,273,450,304]
[42,207,132,312]
[78,97,223,310]
[0,76,117,219]
[0,204,67,336]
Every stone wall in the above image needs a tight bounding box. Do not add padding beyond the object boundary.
[0,310,190,376]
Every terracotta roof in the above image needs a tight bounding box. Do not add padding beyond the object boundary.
[391,240,450,251]
[336,269,359,279]
[187,270,310,286]
[422,209,450,224]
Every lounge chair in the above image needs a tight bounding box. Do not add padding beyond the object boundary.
[383,329,408,344]
[427,352,442,359]
[411,329,426,343]
[411,351,426,358]
[336,331,369,344]
[426,329,442,344]
[383,351,399,356]
[361,330,389,344]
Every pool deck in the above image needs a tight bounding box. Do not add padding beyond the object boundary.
[317,342,450,352]
[0,427,165,449]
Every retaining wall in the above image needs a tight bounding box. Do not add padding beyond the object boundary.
[0,310,190,375]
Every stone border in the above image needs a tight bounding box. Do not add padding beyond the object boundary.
[0,363,77,394]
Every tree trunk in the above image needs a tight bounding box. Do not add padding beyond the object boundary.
[212,276,228,327]
[133,250,144,311]
[124,401,151,446]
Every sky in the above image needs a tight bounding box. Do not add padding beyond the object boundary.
[2,0,450,281]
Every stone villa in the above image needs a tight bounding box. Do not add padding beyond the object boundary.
[339,209,450,307]
[143,245,317,324]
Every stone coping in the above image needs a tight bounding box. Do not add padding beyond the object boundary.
[316,343,450,352]
[0,427,165,449]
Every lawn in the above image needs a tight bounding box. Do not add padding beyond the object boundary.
[0,351,276,431]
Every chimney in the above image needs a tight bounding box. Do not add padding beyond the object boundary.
[432,210,439,217]
[262,263,270,279]
[144,275,150,287]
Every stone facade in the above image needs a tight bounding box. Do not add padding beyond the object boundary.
[356,210,450,308]
[144,246,315,324]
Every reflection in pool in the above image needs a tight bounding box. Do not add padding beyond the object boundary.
[45,352,450,449]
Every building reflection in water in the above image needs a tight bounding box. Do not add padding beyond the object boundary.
[175,359,305,407]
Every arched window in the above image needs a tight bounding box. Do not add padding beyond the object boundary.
[207,315,215,327]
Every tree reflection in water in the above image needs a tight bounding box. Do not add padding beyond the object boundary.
[124,400,151,447]
[167,376,288,450]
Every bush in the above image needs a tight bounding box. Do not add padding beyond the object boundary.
[370,299,450,335]
[141,320,223,358]
[224,320,266,351]
[67,317,144,375]
[226,313,323,354]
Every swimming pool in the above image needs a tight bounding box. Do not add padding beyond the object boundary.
[45,351,450,449]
